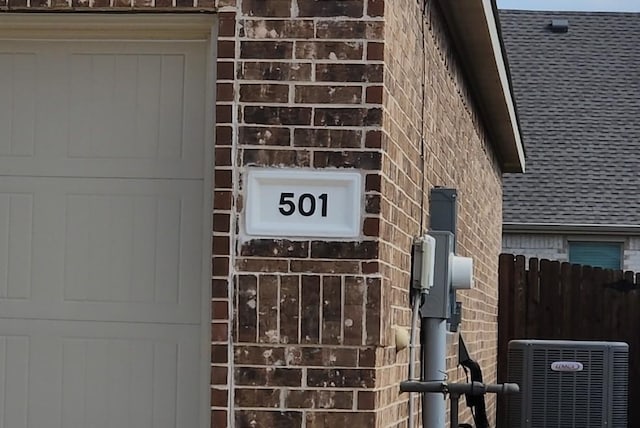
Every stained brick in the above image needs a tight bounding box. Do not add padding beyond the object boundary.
[258,275,279,343]
[240,126,291,146]
[300,275,320,344]
[295,85,362,104]
[313,151,381,170]
[241,41,293,59]
[244,106,312,125]
[293,129,362,148]
[280,275,300,344]
[322,276,342,344]
[316,21,368,39]
[365,194,381,214]
[235,388,280,408]
[296,41,363,61]
[291,260,361,274]
[235,367,302,387]
[306,368,375,388]
[298,0,364,17]
[315,108,382,127]
[234,345,285,366]
[243,149,311,167]
[235,411,303,428]
[240,61,312,81]
[242,0,292,17]
[241,239,308,258]
[242,19,314,39]
[316,63,383,83]
[240,84,288,103]
[236,258,289,273]
[285,389,353,409]
[311,241,378,260]
[236,275,257,343]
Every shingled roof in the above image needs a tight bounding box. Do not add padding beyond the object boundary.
[500,10,640,228]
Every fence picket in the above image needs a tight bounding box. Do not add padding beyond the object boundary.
[497,254,637,427]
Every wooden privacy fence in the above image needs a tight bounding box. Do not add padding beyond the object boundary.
[496,254,640,427]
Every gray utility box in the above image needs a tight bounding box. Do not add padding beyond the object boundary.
[507,339,628,428]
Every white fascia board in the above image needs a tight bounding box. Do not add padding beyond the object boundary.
[504,223,640,236]
[0,13,216,40]
[481,0,525,172]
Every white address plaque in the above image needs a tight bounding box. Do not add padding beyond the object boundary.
[245,168,363,238]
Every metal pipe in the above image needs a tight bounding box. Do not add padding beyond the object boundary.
[422,318,447,428]
[408,293,422,428]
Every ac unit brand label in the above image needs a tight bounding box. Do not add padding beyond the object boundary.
[550,361,584,372]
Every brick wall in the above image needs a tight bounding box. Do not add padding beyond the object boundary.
[223,1,386,427]
[380,0,504,426]
[3,1,510,427]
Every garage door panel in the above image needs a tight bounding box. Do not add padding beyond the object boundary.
[0,177,203,323]
[0,193,33,300]
[0,41,205,179]
[0,320,199,428]
[0,35,208,427]
[0,53,36,157]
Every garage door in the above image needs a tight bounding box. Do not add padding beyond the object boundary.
[0,37,209,427]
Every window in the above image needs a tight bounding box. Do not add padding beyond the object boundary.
[568,241,622,270]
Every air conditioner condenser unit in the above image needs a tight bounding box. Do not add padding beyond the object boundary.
[507,339,628,428]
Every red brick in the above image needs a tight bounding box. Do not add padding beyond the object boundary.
[367,42,384,61]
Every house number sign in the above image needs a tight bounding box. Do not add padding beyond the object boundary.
[245,168,362,238]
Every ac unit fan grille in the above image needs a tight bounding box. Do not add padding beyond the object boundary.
[530,349,604,427]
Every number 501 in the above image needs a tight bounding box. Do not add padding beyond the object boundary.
[278,192,328,217]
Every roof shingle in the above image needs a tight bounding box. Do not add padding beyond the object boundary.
[500,10,640,225]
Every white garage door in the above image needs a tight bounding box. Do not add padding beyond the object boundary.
[0,37,209,427]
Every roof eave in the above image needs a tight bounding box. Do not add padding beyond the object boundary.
[504,222,640,236]
[437,0,525,173]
